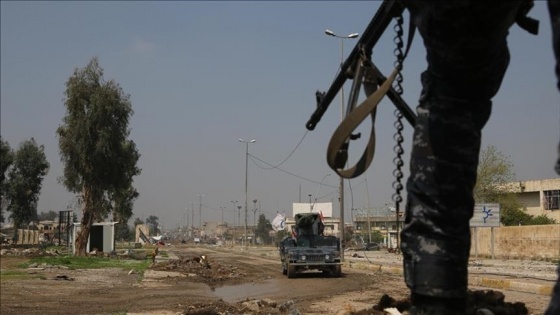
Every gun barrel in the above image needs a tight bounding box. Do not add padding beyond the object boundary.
[306,0,405,131]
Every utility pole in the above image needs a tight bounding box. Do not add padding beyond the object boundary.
[252,199,258,227]
[191,202,194,235]
[220,206,225,242]
[197,194,204,231]
[185,206,190,235]
[239,138,256,250]
[237,205,242,228]
[231,200,238,226]
[252,199,258,245]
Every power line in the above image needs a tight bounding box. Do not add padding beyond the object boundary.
[248,153,338,189]
[250,130,309,170]
[316,189,338,201]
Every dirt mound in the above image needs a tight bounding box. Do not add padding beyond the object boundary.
[152,255,249,285]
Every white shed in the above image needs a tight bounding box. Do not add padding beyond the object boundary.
[71,222,117,254]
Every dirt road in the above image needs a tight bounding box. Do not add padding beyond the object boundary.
[0,244,554,314]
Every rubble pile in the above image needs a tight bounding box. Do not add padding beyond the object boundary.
[182,299,241,315]
[170,290,517,315]
[153,255,248,284]
[0,247,62,257]
[357,290,529,315]
[181,298,298,315]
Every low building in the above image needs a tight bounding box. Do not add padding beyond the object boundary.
[351,178,559,236]
[36,220,58,242]
[507,178,560,222]
[353,207,403,249]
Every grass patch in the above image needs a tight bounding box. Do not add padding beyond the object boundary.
[22,256,151,274]
[0,269,45,280]
[159,251,169,258]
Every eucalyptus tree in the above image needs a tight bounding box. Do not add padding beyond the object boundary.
[474,145,516,203]
[255,213,272,244]
[5,138,49,231]
[38,210,59,221]
[145,215,159,236]
[0,137,14,223]
[57,57,141,255]
[133,217,145,226]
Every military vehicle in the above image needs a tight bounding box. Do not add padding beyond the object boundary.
[278,212,342,278]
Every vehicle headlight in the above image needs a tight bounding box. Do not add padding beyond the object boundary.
[300,255,306,261]
[325,254,330,260]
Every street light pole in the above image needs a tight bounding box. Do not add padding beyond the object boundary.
[239,138,256,250]
[324,29,359,258]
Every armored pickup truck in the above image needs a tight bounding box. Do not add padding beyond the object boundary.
[278,213,342,278]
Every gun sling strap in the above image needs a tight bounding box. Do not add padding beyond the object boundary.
[326,16,415,179]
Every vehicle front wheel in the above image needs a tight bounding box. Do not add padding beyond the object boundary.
[287,264,297,278]
[332,265,342,277]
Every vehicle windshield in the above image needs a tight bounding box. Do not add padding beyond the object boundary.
[296,237,310,247]
[315,236,338,247]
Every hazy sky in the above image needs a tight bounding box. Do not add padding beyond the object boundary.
[2,1,559,230]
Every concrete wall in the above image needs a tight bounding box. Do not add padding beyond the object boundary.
[470,225,560,260]
[523,178,559,191]
[135,224,150,243]
[16,229,39,244]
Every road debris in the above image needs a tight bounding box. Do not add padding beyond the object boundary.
[152,255,246,285]
[53,275,74,281]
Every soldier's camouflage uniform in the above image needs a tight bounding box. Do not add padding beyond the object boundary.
[546,1,560,314]
[398,1,560,314]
